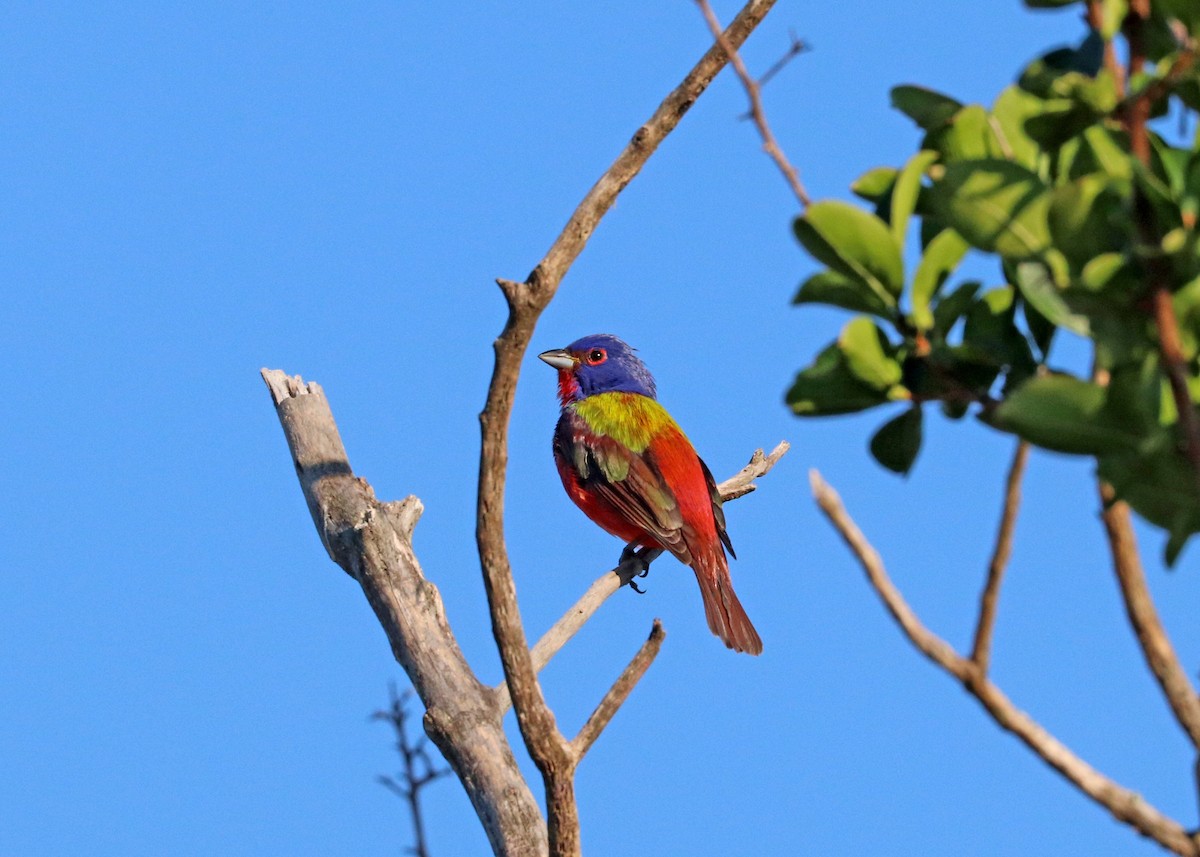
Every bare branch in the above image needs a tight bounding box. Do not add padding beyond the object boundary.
[492,441,790,714]
[375,686,452,857]
[694,0,811,208]
[810,469,1199,856]
[717,440,792,501]
[475,5,780,854]
[261,369,548,857]
[755,29,809,89]
[1099,486,1200,750]
[572,620,667,760]
[970,440,1029,672]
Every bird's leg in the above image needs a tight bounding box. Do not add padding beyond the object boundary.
[618,544,662,594]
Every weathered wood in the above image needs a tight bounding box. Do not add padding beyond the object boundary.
[262,370,548,857]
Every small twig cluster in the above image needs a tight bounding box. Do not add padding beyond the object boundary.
[694,0,811,208]
[373,685,451,857]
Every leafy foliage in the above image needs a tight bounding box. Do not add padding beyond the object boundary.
[788,2,1200,562]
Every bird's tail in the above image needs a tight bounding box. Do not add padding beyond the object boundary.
[693,552,762,655]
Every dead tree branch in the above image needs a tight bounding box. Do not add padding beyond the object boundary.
[476,3,778,855]
[810,468,1199,857]
[694,0,811,208]
[261,369,547,857]
[264,5,781,856]
[493,441,790,714]
[571,620,666,760]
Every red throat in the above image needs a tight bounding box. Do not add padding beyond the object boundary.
[556,369,580,406]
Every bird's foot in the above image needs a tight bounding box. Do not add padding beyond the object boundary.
[619,544,656,595]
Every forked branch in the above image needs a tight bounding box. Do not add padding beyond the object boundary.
[810,469,1198,857]
[475,3,780,854]
[695,0,811,208]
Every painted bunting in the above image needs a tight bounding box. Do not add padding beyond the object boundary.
[539,334,762,654]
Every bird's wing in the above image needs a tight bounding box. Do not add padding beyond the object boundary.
[699,456,735,560]
[556,418,692,561]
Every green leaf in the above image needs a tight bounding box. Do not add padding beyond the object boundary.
[932,280,982,334]
[1172,274,1200,361]
[911,228,970,330]
[1014,260,1090,336]
[1062,125,1135,180]
[1099,446,1200,566]
[838,316,903,390]
[1023,99,1098,150]
[1020,34,1105,94]
[890,85,963,130]
[869,406,924,475]
[923,105,1005,163]
[1079,252,1136,292]
[928,159,1052,259]
[962,287,1037,389]
[990,374,1143,454]
[786,343,893,416]
[1023,295,1057,359]
[991,85,1046,169]
[1099,0,1128,38]
[890,150,938,246]
[1102,355,1163,438]
[1047,173,1128,270]
[851,166,898,203]
[793,269,895,317]
[793,201,905,301]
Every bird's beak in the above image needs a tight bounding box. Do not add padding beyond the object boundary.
[538,349,577,371]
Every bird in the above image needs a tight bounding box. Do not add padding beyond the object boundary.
[538,333,762,655]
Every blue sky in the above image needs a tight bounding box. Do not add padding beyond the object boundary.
[4,2,1198,855]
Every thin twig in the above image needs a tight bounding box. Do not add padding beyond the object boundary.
[694,0,811,208]
[475,4,779,854]
[1099,486,1200,749]
[374,685,451,857]
[572,620,666,760]
[493,442,789,713]
[756,29,809,89]
[970,440,1030,672]
[810,469,1198,856]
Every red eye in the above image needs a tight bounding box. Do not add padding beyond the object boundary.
[585,348,607,365]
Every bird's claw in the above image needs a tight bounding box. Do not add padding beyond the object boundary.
[620,543,653,594]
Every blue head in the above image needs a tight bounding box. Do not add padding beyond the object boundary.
[539,334,657,404]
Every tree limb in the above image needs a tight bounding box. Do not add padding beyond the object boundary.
[571,620,666,761]
[476,4,779,854]
[1099,486,1200,750]
[810,468,1199,857]
[970,440,1029,672]
[493,441,789,714]
[694,0,811,208]
[260,369,548,857]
